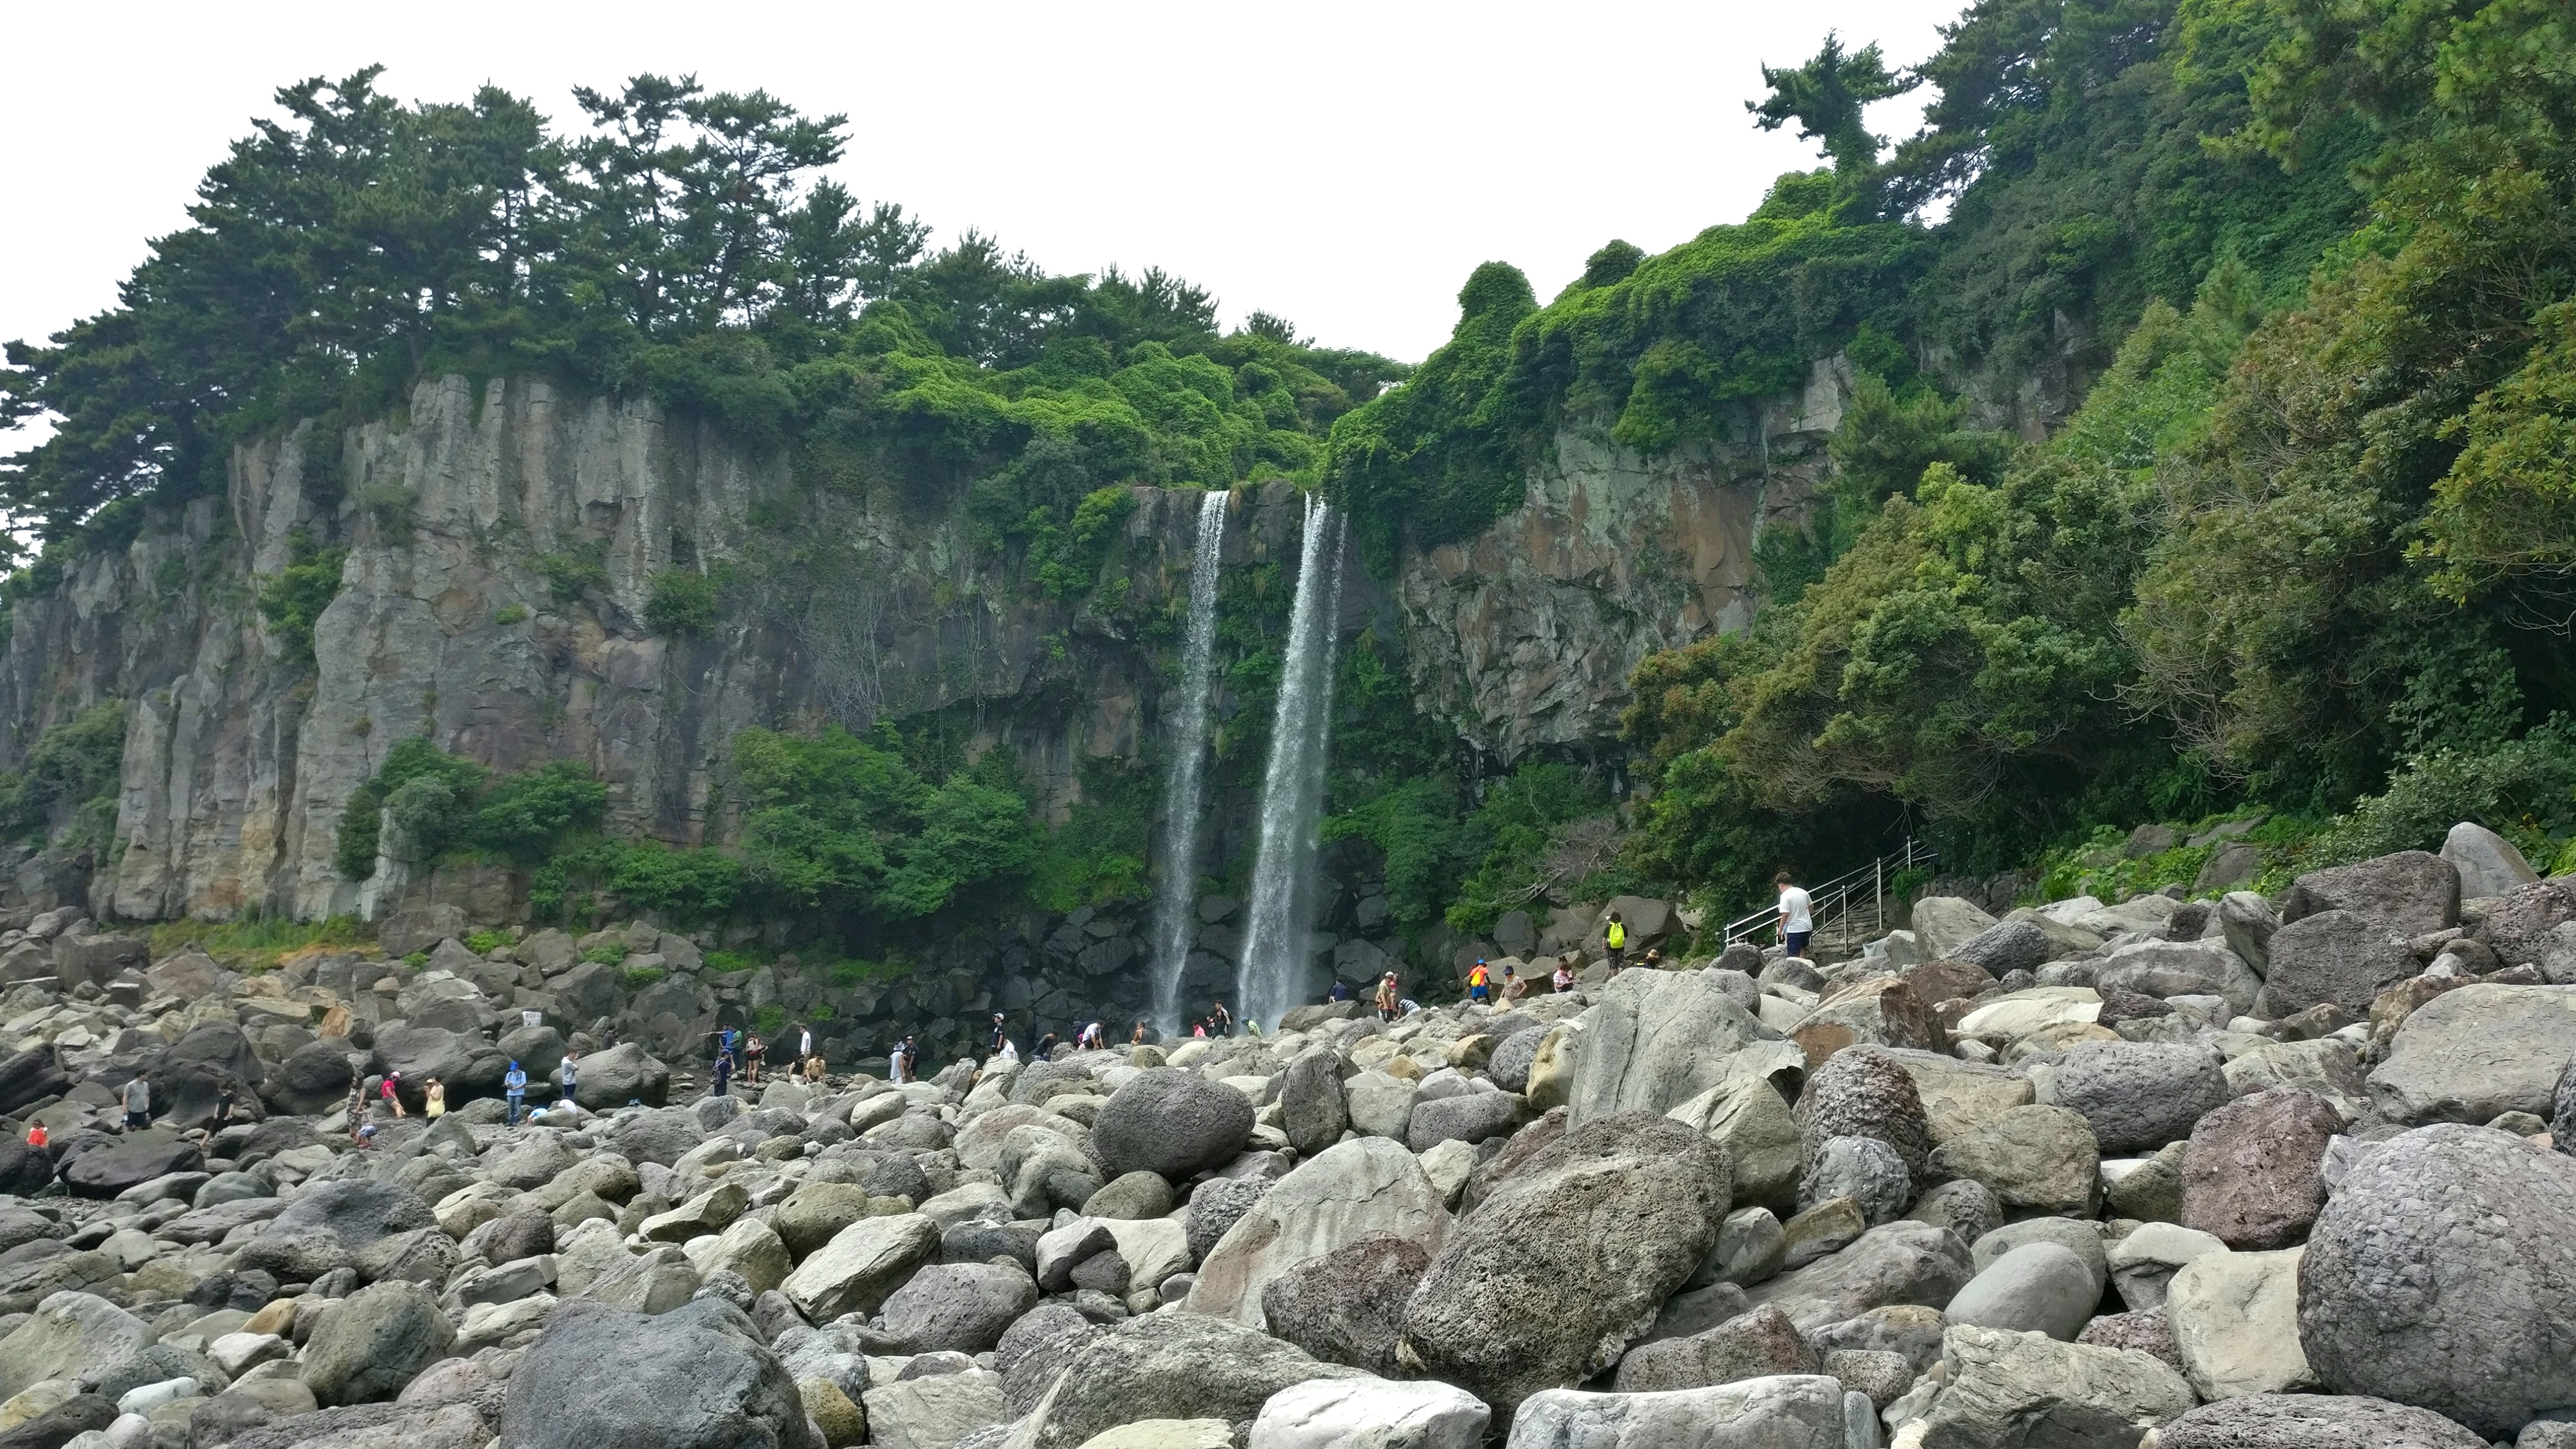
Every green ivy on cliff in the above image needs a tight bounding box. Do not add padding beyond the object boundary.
[0,70,1402,586]
[0,700,126,846]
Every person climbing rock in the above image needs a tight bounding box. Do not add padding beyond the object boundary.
[1209,1000,1233,1037]
[559,1050,579,1105]
[1374,973,1401,1023]
[504,1060,529,1124]
[121,1072,150,1131]
[1467,959,1492,1004]
[743,1034,764,1086]
[424,1077,446,1119]
[1604,912,1627,972]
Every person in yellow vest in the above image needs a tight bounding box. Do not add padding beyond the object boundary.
[1604,912,1628,972]
[1467,959,1492,1004]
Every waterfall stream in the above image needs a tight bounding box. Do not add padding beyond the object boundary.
[1238,495,1345,1031]
[1148,490,1229,1034]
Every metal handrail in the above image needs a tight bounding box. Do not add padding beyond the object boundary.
[1721,839,1936,949]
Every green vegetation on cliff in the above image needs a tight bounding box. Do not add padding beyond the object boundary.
[1616,0,2576,905]
[0,69,1398,573]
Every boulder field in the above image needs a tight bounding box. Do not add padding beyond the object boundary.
[2,832,2574,1447]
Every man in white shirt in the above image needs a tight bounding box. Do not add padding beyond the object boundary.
[1775,872,1815,960]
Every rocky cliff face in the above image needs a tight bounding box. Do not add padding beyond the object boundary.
[1392,357,1848,763]
[2,361,1836,926]
[1,376,1362,925]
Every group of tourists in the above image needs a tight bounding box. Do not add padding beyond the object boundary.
[708,1023,826,1096]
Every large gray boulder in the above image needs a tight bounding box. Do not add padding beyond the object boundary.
[572,1043,671,1109]
[1743,1220,1974,1335]
[2444,822,2540,900]
[1796,1136,1908,1225]
[2050,1041,2229,1154]
[862,1370,1007,1449]
[501,1298,819,1449]
[1398,1113,1730,1412]
[2257,910,2421,1019]
[1941,1241,2095,1341]
[2151,1393,2488,1448]
[1276,1047,1347,1158]
[60,1137,202,1199]
[301,1281,456,1406]
[2095,939,2265,1015]
[263,1039,358,1115]
[1186,1137,1448,1330]
[1019,1311,1363,1449]
[1924,1105,2101,1216]
[0,1291,150,1398]
[1949,919,2055,977]
[1910,897,2000,960]
[1090,1069,1254,1180]
[1259,1232,1430,1377]
[1916,1323,2196,1446]
[2220,891,2280,974]
[1249,1377,1488,1449]
[2300,1124,2576,1439]
[2367,983,2576,1124]
[1567,969,1778,1123]
[2166,1247,2315,1402]
[1505,1377,1852,1449]
[781,1213,942,1322]
[2282,850,2460,935]
[878,1262,1038,1354]
[1405,1091,1522,1153]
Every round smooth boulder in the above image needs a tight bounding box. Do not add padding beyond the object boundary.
[877,1262,1039,1354]
[261,1039,357,1116]
[502,1297,818,1449]
[2050,1041,2230,1155]
[1943,1241,2096,1341]
[1091,1068,1254,1180]
[2300,1124,2576,1439]
[300,1280,456,1406]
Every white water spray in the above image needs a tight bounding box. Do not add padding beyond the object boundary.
[1149,490,1229,1034]
[1238,495,1345,1031]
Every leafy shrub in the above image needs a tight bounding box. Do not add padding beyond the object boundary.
[0,700,127,842]
[465,929,509,954]
[536,547,609,602]
[335,738,606,879]
[493,603,529,625]
[2311,719,2576,870]
[255,531,348,666]
[645,569,717,635]
[581,943,630,965]
[622,964,665,987]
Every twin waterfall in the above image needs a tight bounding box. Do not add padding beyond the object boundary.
[1147,492,1231,1034]
[1146,491,1345,1035]
[1239,495,1345,1032]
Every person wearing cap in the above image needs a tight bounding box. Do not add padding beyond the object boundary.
[503,1060,529,1125]
[1503,963,1528,1001]
[1467,959,1492,1004]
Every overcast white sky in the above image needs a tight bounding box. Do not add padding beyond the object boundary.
[2,1,1950,370]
